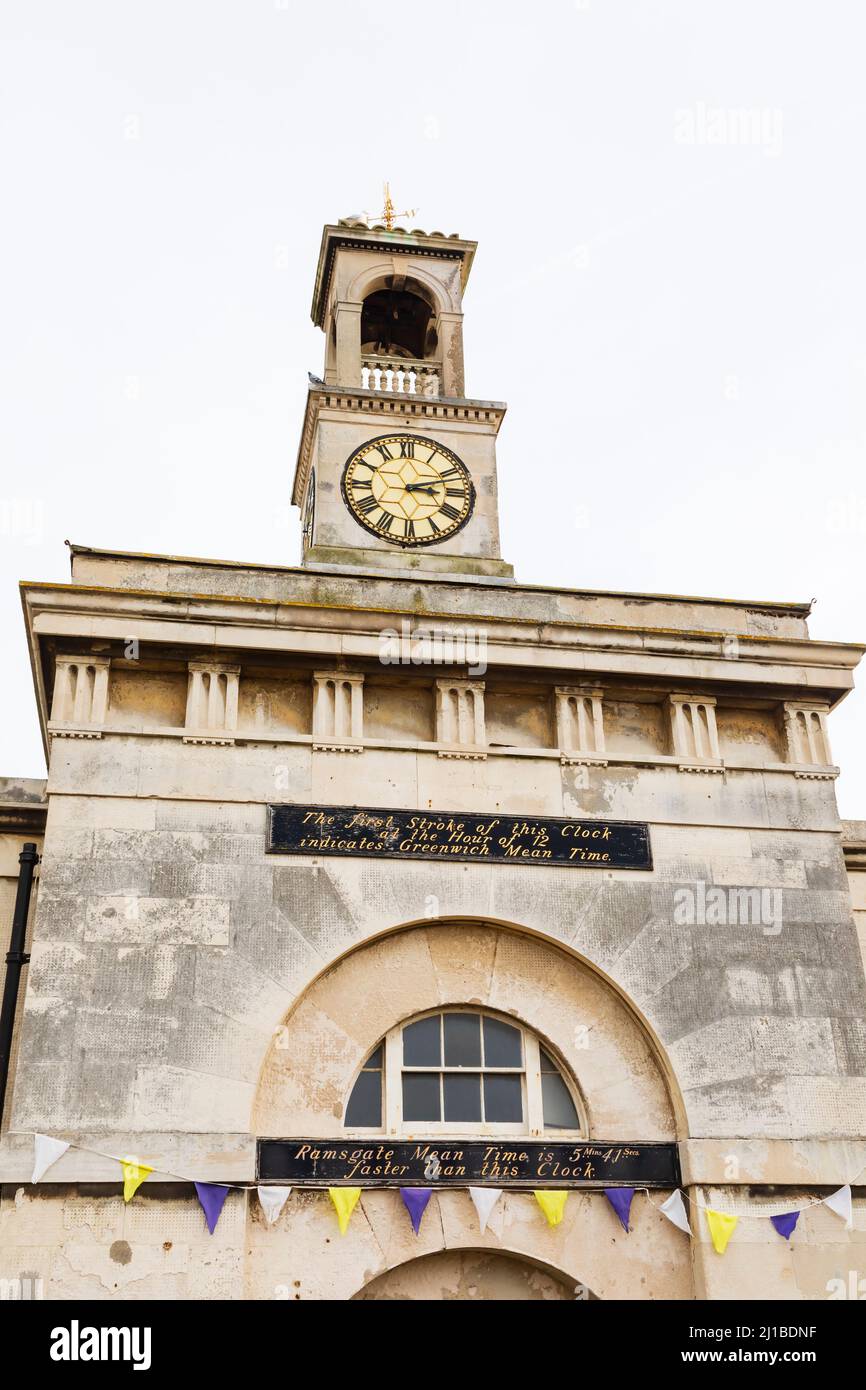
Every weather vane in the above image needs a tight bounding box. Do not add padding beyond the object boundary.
[364,182,417,231]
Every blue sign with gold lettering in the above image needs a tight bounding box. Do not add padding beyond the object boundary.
[258,1138,678,1187]
[267,804,651,870]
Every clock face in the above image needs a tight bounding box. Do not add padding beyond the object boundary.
[341,433,475,548]
[301,468,316,552]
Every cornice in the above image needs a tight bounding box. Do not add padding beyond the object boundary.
[18,581,856,656]
[60,546,813,619]
[19,581,851,655]
[20,582,863,751]
[311,223,477,328]
[0,800,47,836]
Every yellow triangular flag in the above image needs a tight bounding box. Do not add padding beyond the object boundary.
[705,1208,738,1254]
[534,1190,568,1227]
[329,1186,362,1235]
[120,1160,153,1203]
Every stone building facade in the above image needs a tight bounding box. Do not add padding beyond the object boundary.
[1,219,865,1301]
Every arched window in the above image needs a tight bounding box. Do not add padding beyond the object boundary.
[344,1009,583,1137]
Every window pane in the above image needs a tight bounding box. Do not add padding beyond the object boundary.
[443,1012,481,1067]
[483,1017,522,1067]
[483,1073,522,1123]
[444,1073,482,1123]
[363,1044,383,1070]
[345,1069,381,1128]
[403,1016,441,1066]
[540,1046,559,1073]
[402,1072,441,1121]
[542,1071,579,1129]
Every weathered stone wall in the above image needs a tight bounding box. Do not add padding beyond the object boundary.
[0,1184,247,1300]
[10,729,865,1144]
[0,778,46,1131]
[843,821,866,975]
[0,1181,696,1301]
[2,1176,863,1301]
[4,551,864,1301]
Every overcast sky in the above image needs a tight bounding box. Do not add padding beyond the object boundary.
[2,1,865,813]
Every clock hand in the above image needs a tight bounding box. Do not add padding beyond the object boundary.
[404,483,440,494]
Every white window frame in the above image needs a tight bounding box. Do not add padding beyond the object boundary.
[345,1006,586,1140]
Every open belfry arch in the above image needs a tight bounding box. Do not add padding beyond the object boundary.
[2,202,865,1302]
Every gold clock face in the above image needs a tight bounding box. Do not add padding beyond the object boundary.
[341,434,475,548]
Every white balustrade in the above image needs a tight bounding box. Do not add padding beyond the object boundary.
[360,357,440,398]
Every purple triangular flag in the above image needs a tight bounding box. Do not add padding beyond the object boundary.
[400,1187,432,1235]
[195,1182,230,1235]
[604,1187,635,1232]
[770,1210,800,1241]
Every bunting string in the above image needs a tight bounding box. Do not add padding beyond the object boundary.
[18,1131,865,1248]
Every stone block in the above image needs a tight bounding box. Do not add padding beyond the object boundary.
[133,1066,255,1132]
[84,896,230,945]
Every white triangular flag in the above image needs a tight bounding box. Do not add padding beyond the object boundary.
[659,1189,692,1235]
[258,1185,292,1226]
[824,1185,853,1229]
[32,1134,70,1184]
[468,1187,502,1234]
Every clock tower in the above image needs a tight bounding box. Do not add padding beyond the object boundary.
[292,214,514,582]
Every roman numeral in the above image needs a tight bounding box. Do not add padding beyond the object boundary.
[356,495,378,514]
[440,503,461,521]
[428,516,441,535]
[373,443,392,462]
[399,439,415,458]
[445,486,463,498]
[375,511,394,533]
[404,519,416,540]
[438,466,460,480]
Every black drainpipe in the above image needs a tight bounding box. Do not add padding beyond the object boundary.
[0,842,39,1127]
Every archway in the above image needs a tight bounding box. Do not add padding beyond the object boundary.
[360,285,436,359]
[254,919,681,1140]
[247,920,693,1301]
[346,260,455,318]
[351,1248,591,1301]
